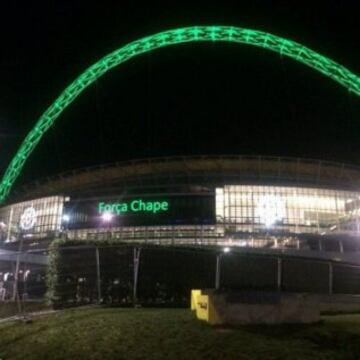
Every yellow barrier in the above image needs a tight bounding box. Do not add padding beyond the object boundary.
[191,289,202,311]
[190,289,220,324]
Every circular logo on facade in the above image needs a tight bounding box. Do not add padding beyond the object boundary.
[256,195,285,227]
[20,206,37,230]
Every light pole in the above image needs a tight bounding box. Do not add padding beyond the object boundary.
[215,247,230,290]
[95,247,101,304]
[133,247,141,306]
[12,233,24,301]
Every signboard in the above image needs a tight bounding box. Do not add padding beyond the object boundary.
[98,199,169,215]
[63,194,215,229]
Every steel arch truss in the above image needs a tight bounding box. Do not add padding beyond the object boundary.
[1,26,359,203]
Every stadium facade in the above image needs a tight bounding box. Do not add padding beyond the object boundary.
[1,155,360,255]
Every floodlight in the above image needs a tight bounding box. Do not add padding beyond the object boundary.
[102,212,113,222]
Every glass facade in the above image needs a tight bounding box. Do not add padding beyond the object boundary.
[0,196,65,242]
[67,224,224,245]
[216,185,359,234]
[0,184,359,250]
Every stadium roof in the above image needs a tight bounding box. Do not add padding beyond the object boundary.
[9,155,360,203]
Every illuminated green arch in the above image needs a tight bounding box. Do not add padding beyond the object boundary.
[1,25,360,203]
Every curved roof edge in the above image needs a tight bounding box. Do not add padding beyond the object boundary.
[8,155,360,203]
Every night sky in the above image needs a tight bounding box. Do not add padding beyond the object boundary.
[0,2,359,188]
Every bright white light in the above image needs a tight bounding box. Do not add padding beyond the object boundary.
[4,272,11,281]
[24,270,31,280]
[257,195,285,227]
[20,206,37,230]
[62,214,70,222]
[102,212,113,222]
[223,247,230,253]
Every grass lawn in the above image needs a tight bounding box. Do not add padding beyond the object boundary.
[1,308,360,359]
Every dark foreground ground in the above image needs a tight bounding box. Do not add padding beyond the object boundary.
[1,307,360,359]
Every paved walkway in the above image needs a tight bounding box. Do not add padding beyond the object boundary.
[0,304,101,324]
[0,309,57,324]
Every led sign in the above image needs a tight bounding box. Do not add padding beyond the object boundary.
[98,199,169,215]
[256,195,285,227]
[19,206,37,230]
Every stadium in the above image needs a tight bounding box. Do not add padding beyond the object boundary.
[0,25,359,307]
[0,155,360,305]
[2,154,360,251]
